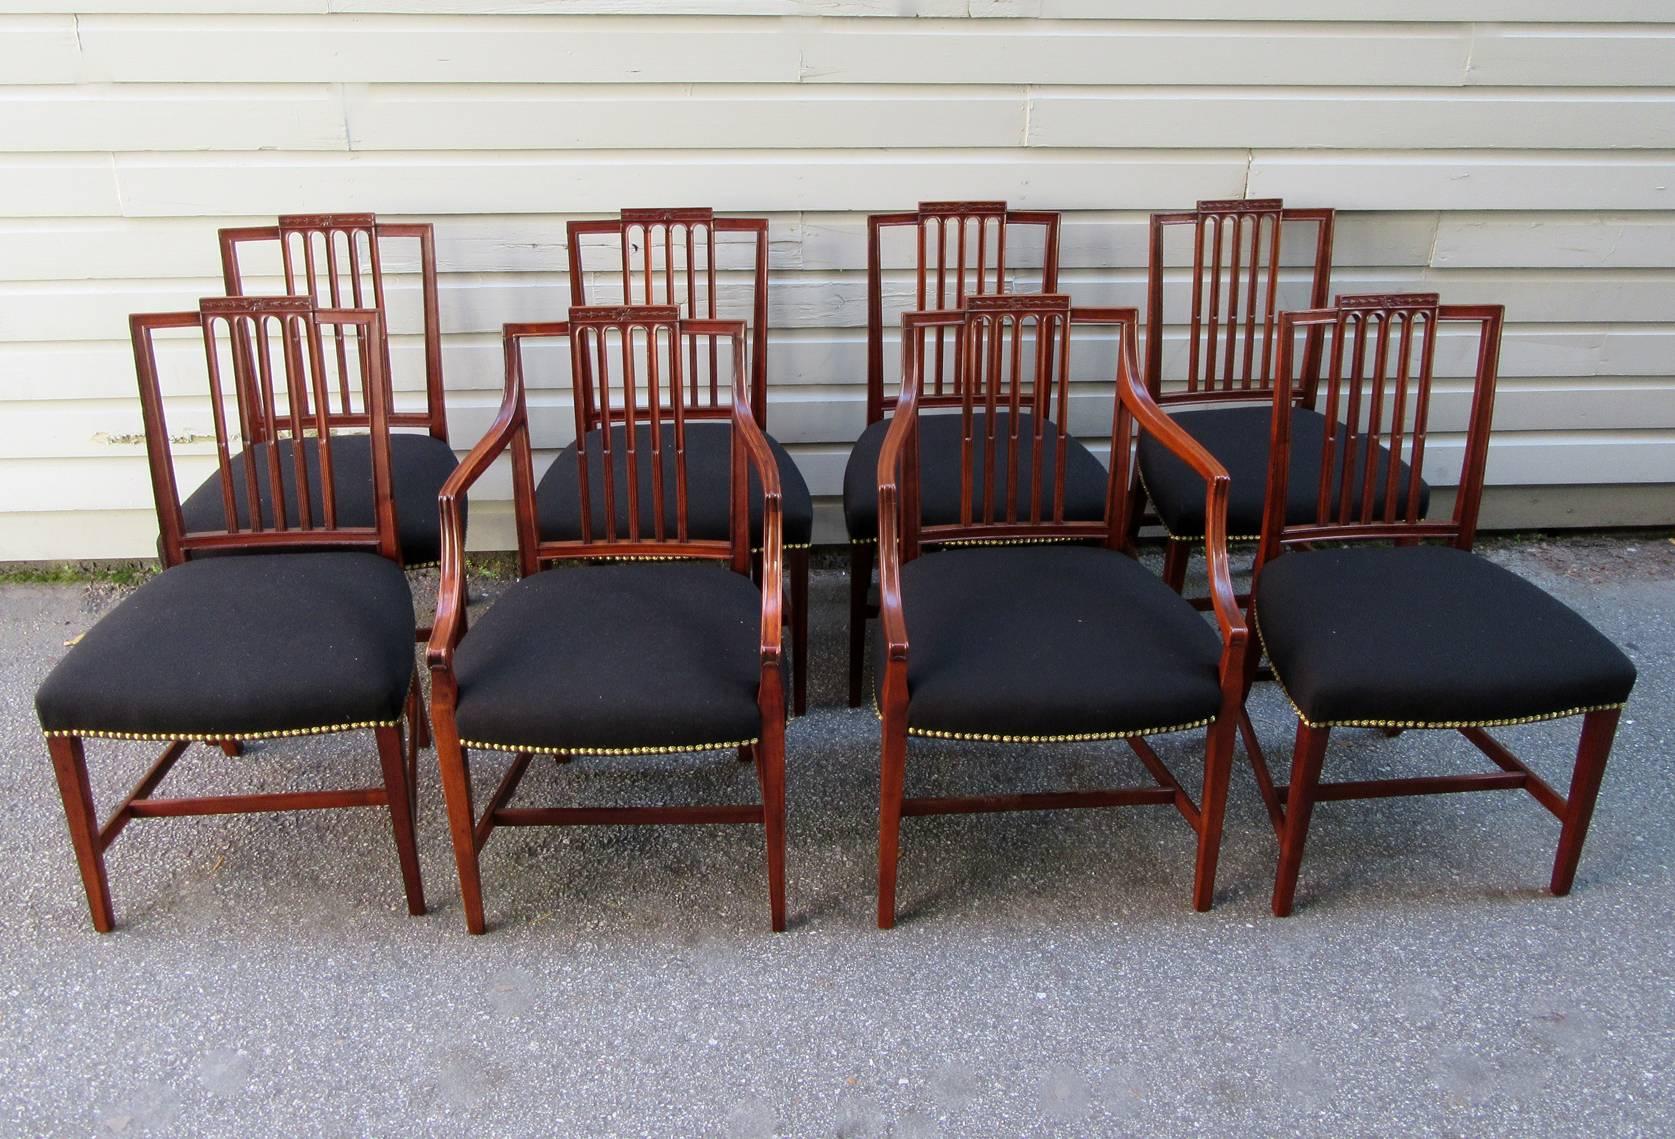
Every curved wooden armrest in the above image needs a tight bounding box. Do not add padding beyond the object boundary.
[874,378,920,669]
[1115,325,1247,650]
[426,328,540,674]
[726,347,784,669]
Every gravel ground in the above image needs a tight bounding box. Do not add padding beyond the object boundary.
[0,535,1670,1137]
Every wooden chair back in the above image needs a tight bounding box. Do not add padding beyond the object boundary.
[1146,199,1334,408]
[219,213,447,442]
[500,307,767,574]
[132,296,399,565]
[867,202,1062,424]
[566,209,770,428]
[879,294,1148,558]
[1258,292,1505,562]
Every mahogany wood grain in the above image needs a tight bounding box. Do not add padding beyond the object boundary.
[427,307,787,934]
[872,295,1249,927]
[849,202,1062,707]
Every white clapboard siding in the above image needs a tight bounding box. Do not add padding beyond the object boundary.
[1,7,1672,559]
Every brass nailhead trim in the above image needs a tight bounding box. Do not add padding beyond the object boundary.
[869,692,1213,743]
[1251,608,1628,732]
[1134,467,1260,544]
[44,719,402,744]
[459,736,758,758]
[849,535,1085,548]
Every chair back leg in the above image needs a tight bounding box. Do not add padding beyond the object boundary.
[1272,722,1331,917]
[1162,538,1191,593]
[47,735,115,933]
[375,724,426,916]
[848,544,874,707]
[1550,707,1622,896]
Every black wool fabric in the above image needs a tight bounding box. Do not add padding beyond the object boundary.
[452,562,765,753]
[1255,544,1637,727]
[881,545,1224,738]
[843,411,1111,542]
[35,552,415,738]
[178,432,461,564]
[1137,406,1430,539]
[535,420,814,548]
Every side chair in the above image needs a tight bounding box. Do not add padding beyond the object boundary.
[1245,293,1638,915]
[427,306,788,934]
[549,209,813,714]
[34,297,426,931]
[873,294,1250,927]
[1131,200,1408,603]
[206,213,459,570]
[844,202,1112,707]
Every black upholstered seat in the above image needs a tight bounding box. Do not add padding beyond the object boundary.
[536,421,813,549]
[1138,406,1430,540]
[1256,544,1637,729]
[885,545,1223,739]
[35,552,416,740]
[179,433,461,565]
[452,562,765,754]
[844,410,1110,543]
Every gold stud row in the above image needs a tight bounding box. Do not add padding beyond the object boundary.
[44,719,403,744]
[459,736,759,758]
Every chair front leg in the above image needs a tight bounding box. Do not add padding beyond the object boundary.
[432,705,487,934]
[848,543,874,708]
[1192,710,1240,912]
[1273,722,1330,917]
[375,724,426,917]
[755,671,788,933]
[1550,707,1622,896]
[877,706,909,930]
[47,735,115,933]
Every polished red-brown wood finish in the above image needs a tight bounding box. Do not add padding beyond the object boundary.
[849,201,1063,706]
[1139,199,1334,592]
[565,210,810,715]
[50,298,425,932]
[427,307,787,933]
[1242,293,1614,915]
[874,295,1249,927]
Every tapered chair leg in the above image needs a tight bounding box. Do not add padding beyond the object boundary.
[1273,722,1330,917]
[219,739,244,757]
[877,715,908,929]
[1162,538,1190,593]
[434,726,487,934]
[375,724,426,916]
[47,735,115,933]
[755,678,788,933]
[790,546,810,717]
[1550,708,1622,896]
[848,543,874,708]
[1192,714,1239,912]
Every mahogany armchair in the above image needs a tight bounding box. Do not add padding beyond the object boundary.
[34,297,425,931]
[204,214,458,568]
[873,295,1249,927]
[1246,294,1637,915]
[427,306,788,934]
[845,202,1112,707]
[1129,200,1423,600]
[549,209,812,715]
